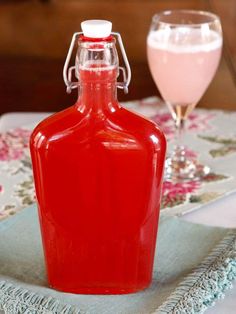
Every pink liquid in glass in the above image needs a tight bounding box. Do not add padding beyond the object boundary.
[147,29,222,106]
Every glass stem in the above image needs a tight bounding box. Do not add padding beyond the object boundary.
[175,117,185,153]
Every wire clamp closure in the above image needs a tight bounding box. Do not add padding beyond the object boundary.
[63,32,131,94]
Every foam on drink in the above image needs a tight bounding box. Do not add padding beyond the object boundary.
[147,28,222,53]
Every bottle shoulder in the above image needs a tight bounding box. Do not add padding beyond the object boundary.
[114,107,167,145]
[30,105,83,149]
[30,105,166,153]
[31,106,78,134]
[90,107,167,155]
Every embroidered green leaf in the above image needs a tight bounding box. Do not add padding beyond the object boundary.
[190,192,222,204]
[22,196,34,205]
[202,172,228,182]
[198,135,236,145]
[20,180,33,189]
[3,205,15,211]
[198,135,236,158]
[21,158,32,169]
[209,146,236,158]
[14,176,35,206]
[189,195,201,203]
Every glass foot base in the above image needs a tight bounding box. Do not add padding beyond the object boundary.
[165,152,210,182]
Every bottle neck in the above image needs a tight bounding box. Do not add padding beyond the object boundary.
[75,37,119,115]
[77,80,118,114]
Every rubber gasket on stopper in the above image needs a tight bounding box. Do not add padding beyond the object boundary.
[81,20,112,39]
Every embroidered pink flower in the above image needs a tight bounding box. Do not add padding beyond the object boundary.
[0,185,2,193]
[152,113,174,138]
[151,111,215,140]
[154,112,172,124]
[161,180,201,208]
[163,180,200,198]
[184,148,198,158]
[0,128,31,161]
[188,112,215,131]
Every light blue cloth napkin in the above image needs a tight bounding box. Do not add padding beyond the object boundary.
[0,204,235,314]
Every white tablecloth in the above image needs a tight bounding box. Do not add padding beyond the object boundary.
[1,112,236,314]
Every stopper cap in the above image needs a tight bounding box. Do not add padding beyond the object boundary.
[81,20,112,38]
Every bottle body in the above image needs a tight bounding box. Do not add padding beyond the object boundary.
[30,102,166,294]
[30,30,166,294]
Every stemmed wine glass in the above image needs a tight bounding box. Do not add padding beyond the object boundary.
[147,10,222,181]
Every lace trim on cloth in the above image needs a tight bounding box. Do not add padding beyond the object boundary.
[0,282,80,314]
[155,231,236,314]
[0,231,235,314]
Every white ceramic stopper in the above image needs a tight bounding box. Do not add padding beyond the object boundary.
[81,20,112,38]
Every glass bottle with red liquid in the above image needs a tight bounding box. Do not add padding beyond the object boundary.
[30,20,166,294]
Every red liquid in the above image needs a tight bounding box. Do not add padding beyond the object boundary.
[30,65,166,294]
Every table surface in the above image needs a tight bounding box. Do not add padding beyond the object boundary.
[1,112,236,314]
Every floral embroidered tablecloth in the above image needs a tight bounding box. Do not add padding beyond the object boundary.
[0,97,236,220]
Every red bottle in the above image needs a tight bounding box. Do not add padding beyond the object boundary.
[30,20,166,294]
